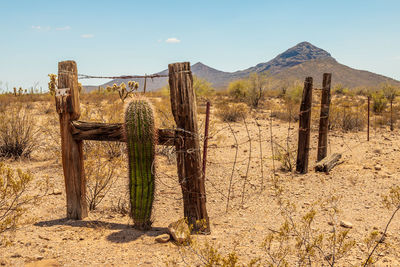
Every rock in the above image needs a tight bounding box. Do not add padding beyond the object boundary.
[155,234,170,243]
[0,259,8,266]
[168,219,191,244]
[25,259,60,267]
[375,165,382,171]
[340,220,353,228]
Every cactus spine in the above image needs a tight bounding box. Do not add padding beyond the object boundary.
[124,98,156,230]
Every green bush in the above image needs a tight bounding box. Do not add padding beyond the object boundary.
[372,91,387,114]
[227,80,249,101]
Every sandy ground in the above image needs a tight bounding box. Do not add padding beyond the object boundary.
[1,101,400,266]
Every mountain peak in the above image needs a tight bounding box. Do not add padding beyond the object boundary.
[280,41,332,60]
[245,41,334,74]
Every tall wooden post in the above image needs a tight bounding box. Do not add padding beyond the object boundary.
[367,96,370,141]
[296,77,313,174]
[56,61,88,220]
[390,99,394,131]
[317,73,332,162]
[168,62,210,234]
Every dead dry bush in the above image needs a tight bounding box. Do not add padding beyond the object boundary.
[273,141,296,172]
[329,101,366,132]
[84,141,124,211]
[0,105,39,159]
[215,102,248,122]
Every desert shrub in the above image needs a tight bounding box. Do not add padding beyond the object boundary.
[193,76,215,98]
[333,84,350,96]
[372,91,387,114]
[227,79,249,101]
[270,102,300,124]
[84,141,123,211]
[284,82,303,104]
[0,105,38,158]
[273,141,296,172]
[0,163,33,234]
[226,73,272,108]
[329,100,366,132]
[216,103,248,122]
[342,109,366,131]
[247,73,270,108]
[382,83,397,102]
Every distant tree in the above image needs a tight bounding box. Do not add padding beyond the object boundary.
[247,73,269,108]
[284,81,303,104]
[228,79,249,101]
[382,83,397,102]
[193,75,214,98]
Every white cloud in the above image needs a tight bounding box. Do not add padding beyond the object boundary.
[81,34,94,39]
[165,37,181,43]
[31,25,50,31]
[56,26,71,31]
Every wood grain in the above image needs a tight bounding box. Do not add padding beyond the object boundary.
[168,62,210,234]
[70,121,176,145]
[317,73,332,161]
[57,61,88,219]
[315,153,342,173]
[296,77,313,174]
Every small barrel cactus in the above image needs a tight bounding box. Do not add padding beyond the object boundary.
[124,98,156,230]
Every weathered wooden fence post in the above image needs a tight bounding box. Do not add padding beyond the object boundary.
[317,73,332,162]
[56,60,88,220]
[168,62,210,234]
[390,98,394,131]
[296,77,313,174]
[367,96,370,141]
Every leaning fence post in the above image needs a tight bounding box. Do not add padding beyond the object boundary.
[56,60,88,220]
[168,62,210,234]
[296,77,313,174]
[317,73,332,162]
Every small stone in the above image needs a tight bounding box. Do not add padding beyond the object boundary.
[155,234,170,243]
[340,220,353,228]
[0,259,8,266]
[36,255,44,260]
[11,253,22,258]
[168,219,191,244]
[375,165,382,171]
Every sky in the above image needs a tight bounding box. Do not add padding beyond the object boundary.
[0,0,399,91]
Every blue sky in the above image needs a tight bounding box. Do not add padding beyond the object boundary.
[0,0,399,90]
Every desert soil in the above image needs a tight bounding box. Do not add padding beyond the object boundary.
[1,101,400,266]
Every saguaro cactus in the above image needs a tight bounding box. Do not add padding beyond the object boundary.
[124,98,156,230]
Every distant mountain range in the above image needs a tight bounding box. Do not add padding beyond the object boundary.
[84,42,400,92]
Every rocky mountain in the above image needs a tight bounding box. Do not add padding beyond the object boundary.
[235,41,333,75]
[84,42,400,92]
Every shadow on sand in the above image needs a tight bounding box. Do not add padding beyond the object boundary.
[34,218,168,243]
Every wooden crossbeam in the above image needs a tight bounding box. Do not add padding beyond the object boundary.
[70,121,176,145]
